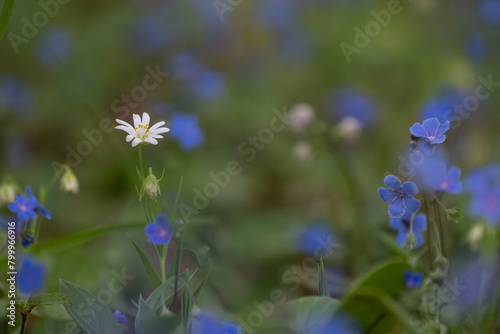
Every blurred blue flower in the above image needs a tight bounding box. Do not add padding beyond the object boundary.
[0,75,34,116]
[191,70,226,100]
[466,164,500,195]
[410,118,450,145]
[469,186,500,224]
[150,101,173,117]
[420,88,465,123]
[390,211,427,248]
[296,222,337,257]
[36,27,73,66]
[169,111,205,151]
[145,214,174,245]
[192,314,240,334]
[404,270,424,289]
[129,15,169,55]
[479,0,500,26]
[277,30,313,64]
[114,310,128,324]
[169,53,203,82]
[256,0,298,33]
[18,255,46,295]
[466,33,486,64]
[328,88,379,127]
[378,175,421,218]
[21,231,35,249]
[8,187,51,222]
[319,313,362,334]
[422,162,462,194]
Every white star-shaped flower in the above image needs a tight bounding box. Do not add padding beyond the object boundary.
[115,112,170,147]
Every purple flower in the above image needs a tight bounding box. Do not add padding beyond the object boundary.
[410,118,450,144]
[145,214,174,245]
[404,270,424,289]
[422,162,463,194]
[18,255,46,295]
[169,111,205,151]
[390,211,427,248]
[8,187,51,222]
[114,310,128,324]
[378,175,421,218]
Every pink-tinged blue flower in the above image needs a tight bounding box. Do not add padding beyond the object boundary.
[18,255,46,295]
[378,175,421,218]
[327,87,379,127]
[192,314,240,334]
[410,118,450,144]
[114,310,128,324]
[295,222,337,257]
[469,186,500,224]
[145,214,174,245]
[390,211,427,248]
[169,111,205,151]
[480,0,500,26]
[8,187,51,222]
[404,270,424,289]
[422,162,463,194]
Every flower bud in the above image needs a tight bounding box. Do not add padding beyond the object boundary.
[288,103,315,133]
[61,167,79,194]
[140,168,163,200]
[0,181,16,206]
[405,231,418,250]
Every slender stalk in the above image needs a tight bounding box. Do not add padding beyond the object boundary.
[422,192,434,270]
[20,314,27,334]
[138,145,145,177]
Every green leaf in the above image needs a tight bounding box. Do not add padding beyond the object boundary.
[130,239,161,288]
[31,222,144,254]
[146,269,197,312]
[27,293,69,306]
[446,207,463,223]
[0,0,15,42]
[280,297,339,332]
[171,176,183,222]
[318,257,329,297]
[135,295,157,334]
[59,279,122,334]
[181,271,193,331]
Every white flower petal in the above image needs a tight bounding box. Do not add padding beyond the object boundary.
[149,134,164,139]
[150,127,170,135]
[149,121,166,131]
[133,114,141,128]
[116,119,133,127]
[144,137,158,145]
[131,138,142,147]
[115,125,136,136]
[126,135,135,142]
[142,112,150,126]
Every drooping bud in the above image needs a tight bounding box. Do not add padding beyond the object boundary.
[140,168,164,200]
[61,167,79,194]
[405,231,418,250]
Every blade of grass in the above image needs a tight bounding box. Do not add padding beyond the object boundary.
[0,0,15,42]
[130,239,162,288]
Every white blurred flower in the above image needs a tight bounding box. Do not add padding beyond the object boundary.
[288,103,315,133]
[335,116,363,143]
[292,141,313,163]
[0,182,16,206]
[61,167,79,194]
[115,112,170,147]
[467,223,484,250]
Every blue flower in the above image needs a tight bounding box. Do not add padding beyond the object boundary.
[36,27,73,66]
[21,232,35,249]
[18,255,46,295]
[469,187,500,224]
[419,88,465,123]
[114,310,128,324]
[192,314,240,334]
[0,75,34,116]
[145,214,174,245]
[169,53,203,82]
[255,0,297,33]
[404,270,424,289]
[319,313,362,334]
[191,70,226,100]
[378,175,421,218]
[8,187,51,222]
[422,162,462,194]
[328,88,379,127]
[390,211,427,248]
[410,118,450,144]
[466,164,500,195]
[296,222,337,257]
[466,33,486,64]
[480,0,500,25]
[129,15,169,55]
[169,111,205,151]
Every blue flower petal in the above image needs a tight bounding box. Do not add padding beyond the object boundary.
[412,214,427,232]
[388,197,405,217]
[389,217,407,232]
[409,123,427,138]
[436,120,450,137]
[422,118,441,136]
[384,175,401,190]
[404,196,421,213]
[396,232,407,246]
[402,182,418,196]
[378,188,396,202]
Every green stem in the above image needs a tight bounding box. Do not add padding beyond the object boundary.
[422,192,434,270]
[0,0,15,42]
[138,145,145,177]
[20,314,27,334]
